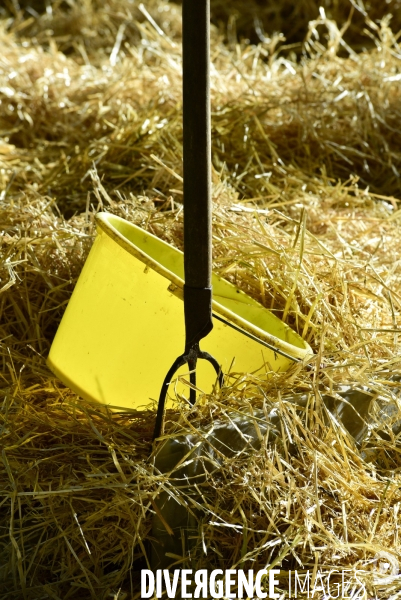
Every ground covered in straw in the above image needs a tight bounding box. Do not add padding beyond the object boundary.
[1,1,401,598]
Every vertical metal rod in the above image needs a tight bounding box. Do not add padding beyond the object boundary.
[182,0,211,290]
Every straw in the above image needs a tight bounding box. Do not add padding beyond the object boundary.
[1,0,401,598]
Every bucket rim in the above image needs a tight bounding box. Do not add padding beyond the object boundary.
[96,212,313,362]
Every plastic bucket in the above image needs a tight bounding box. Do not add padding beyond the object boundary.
[47,213,312,410]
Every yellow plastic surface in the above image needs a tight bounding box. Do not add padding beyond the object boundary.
[47,213,312,411]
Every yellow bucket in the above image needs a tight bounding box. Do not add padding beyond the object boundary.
[47,213,312,410]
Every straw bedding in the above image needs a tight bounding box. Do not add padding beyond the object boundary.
[1,0,401,598]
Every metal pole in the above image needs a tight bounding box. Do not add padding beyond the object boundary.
[182,0,213,352]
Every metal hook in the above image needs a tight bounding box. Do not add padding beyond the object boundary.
[153,343,223,441]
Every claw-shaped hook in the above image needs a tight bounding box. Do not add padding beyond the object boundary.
[153,343,223,441]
